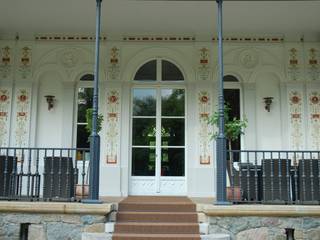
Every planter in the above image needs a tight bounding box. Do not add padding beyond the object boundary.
[76,184,89,198]
[227,186,241,201]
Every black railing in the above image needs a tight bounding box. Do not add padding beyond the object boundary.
[0,147,90,201]
[227,150,320,204]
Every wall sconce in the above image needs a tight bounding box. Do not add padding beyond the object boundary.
[263,97,273,112]
[44,95,55,111]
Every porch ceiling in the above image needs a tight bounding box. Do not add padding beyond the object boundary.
[1,0,320,41]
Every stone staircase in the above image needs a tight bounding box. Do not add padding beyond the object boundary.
[82,196,230,240]
[113,196,200,240]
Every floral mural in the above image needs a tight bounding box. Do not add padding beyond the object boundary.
[0,46,12,78]
[105,89,120,164]
[197,47,210,81]
[288,48,300,81]
[14,88,31,147]
[307,48,320,81]
[288,90,305,150]
[18,46,32,79]
[198,91,212,164]
[0,88,12,147]
[108,47,120,80]
[308,91,320,150]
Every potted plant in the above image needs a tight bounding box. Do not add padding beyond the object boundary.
[208,104,247,201]
[76,108,104,198]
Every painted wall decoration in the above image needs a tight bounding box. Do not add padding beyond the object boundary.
[105,89,121,164]
[197,48,210,81]
[239,49,259,69]
[0,88,12,147]
[108,47,120,80]
[288,90,305,150]
[18,47,32,79]
[288,48,300,81]
[0,46,12,78]
[308,91,320,150]
[13,88,31,147]
[307,48,320,81]
[198,91,212,164]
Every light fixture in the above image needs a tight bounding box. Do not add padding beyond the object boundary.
[263,97,273,112]
[44,95,55,111]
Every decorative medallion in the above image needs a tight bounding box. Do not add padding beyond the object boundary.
[108,47,120,80]
[307,48,320,81]
[288,48,300,81]
[14,88,31,147]
[198,91,212,164]
[0,46,12,78]
[239,49,259,69]
[288,90,304,150]
[308,91,320,150]
[60,50,78,68]
[105,89,121,164]
[18,47,32,79]
[0,88,12,147]
[197,48,210,81]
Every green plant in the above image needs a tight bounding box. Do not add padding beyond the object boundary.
[208,104,248,175]
[85,108,104,135]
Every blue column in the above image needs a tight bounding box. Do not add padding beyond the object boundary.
[84,0,102,204]
[215,0,228,205]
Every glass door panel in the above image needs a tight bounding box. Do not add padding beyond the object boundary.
[132,148,156,176]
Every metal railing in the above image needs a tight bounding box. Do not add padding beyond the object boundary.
[227,150,320,204]
[0,147,90,201]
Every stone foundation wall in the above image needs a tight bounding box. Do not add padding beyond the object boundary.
[0,213,107,240]
[208,216,320,240]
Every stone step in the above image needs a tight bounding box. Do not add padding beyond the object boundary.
[118,202,196,212]
[116,211,198,223]
[114,222,199,234]
[112,233,201,240]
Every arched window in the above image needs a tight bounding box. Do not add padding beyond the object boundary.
[224,75,239,82]
[134,59,184,82]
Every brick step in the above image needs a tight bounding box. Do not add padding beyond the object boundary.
[114,222,199,234]
[118,202,196,212]
[112,233,201,240]
[116,211,198,223]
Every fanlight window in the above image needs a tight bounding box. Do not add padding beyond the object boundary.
[224,75,239,82]
[80,74,94,81]
[134,59,184,81]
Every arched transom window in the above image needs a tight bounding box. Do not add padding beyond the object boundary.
[134,59,184,82]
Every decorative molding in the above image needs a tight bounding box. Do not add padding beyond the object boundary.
[197,48,210,81]
[288,90,305,150]
[59,50,79,68]
[198,90,212,165]
[307,90,320,150]
[0,46,12,79]
[0,88,12,147]
[13,88,31,147]
[307,48,320,81]
[287,48,301,81]
[35,34,107,42]
[18,46,32,79]
[105,89,121,164]
[123,36,195,42]
[107,47,120,80]
[212,36,283,43]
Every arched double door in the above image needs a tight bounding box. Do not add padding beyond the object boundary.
[129,59,186,195]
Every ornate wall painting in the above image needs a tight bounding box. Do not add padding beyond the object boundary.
[0,46,12,79]
[307,48,320,81]
[13,88,31,148]
[287,48,301,81]
[18,47,32,79]
[307,90,320,150]
[0,88,12,147]
[107,47,120,81]
[288,90,305,151]
[198,91,213,165]
[197,48,210,81]
[105,89,121,164]
[239,49,259,69]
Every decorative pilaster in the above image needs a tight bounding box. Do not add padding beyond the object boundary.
[198,90,212,164]
[287,48,301,81]
[0,88,12,147]
[307,48,320,81]
[105,89,121,164]
[307,90,320,150]
[197,48,210,81]
[18,46,32,79]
